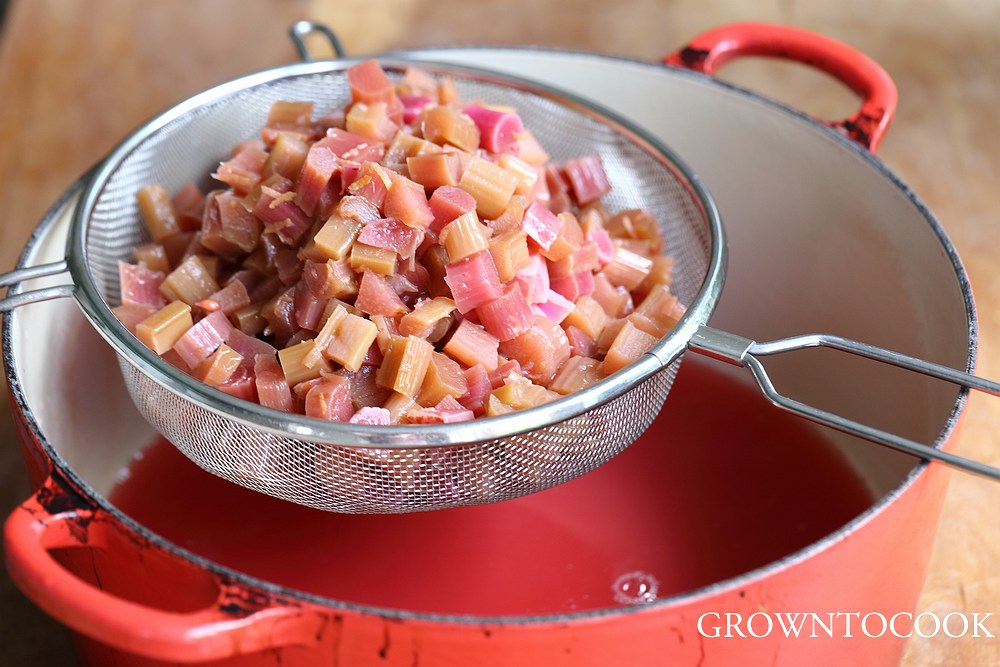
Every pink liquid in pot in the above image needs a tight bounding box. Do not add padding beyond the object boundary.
[108,356,875,615]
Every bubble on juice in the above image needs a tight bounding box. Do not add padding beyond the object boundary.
[612,570,659,605]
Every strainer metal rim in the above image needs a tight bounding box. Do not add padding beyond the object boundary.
[69,56,726,448]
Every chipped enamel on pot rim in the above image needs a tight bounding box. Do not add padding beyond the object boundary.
[3,47,975,626]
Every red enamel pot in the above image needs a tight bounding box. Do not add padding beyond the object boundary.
[1,23,981,666]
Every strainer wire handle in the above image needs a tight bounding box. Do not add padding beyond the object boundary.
[688,326,1000,482]
[0,260,75,312]
[289,20,347,62]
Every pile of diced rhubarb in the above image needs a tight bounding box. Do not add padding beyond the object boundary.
[113,60,685,426]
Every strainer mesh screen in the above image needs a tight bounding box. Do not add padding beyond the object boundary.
[83,64,711,512]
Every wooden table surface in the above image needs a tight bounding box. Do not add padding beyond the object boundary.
[1,1,998,665]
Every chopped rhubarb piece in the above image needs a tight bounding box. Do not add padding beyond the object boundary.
[112,303,157,334]
[601,319,657,376]
[544,165,573,214]
[213,145,268,195]
[356,270,409,317]
[539,212,583,262]
[119,261,166,309]
[215,191,262,253]
[399,297,455,338]
[490,372,550,411]
[371,313,401,354]
[347,59,397,107]
[357,217,423,259]
[217,365,258,402]
[305,376,353,421]
[326,312,379,372]
[548,274,580,302]
[133,243,171,274]
[600,246,654,291]
[384,392,418,424]
[384,173,435,229]
[637,255,675,298]
[463,104,524,153]
[266,100,314,127]
[549,240,599,279]
[550,356,601,395]
[375,335,434,397]
[498,315,571,386]
[303,260,338,300]
[399,93,434,124]
[296,143,340,216]
[345,101,398,142]
[512,253,550,304]
[488,229,531,282]
[562,295,609,340]
[312,215,362,262]
[591,274,633,317]
[606,208,664,253]
[489,358,523,389]
[382,131,436,166]
[194,343,242,386]
[253,177,312,246]
[347,161,393,209]
[293,281,328,331]
[319,128,386,164]
[267,131,310,181]
[172,309,234,369]
[565,326,598,358]
[135,301,193,355]
[458,156,518,220]
[443,319,499,371]
[439,211,489,262]
[574,270,596,298]
[515,129,550,164]
[532,289,576,325]
[428,185,477,233]
[399,67,438,96]
[308,303,348,362]
[137,184,180,242]
[496,154,538,197]
[172,182,205,232]
[562,155,611,206]
[421,105,480,153]
[444,250,502,314]
[334,193,381,224]
[477,283,534,342]
[417,351,469,406]
[279,340,329,386]
[260,287,300,347]
[406,152,462,191]
[459,364,491,416]
[485,394,515,417]
[349,406,391,425]
[226,329,277,372]
[406,404,475,424]
[487,194,528,236]
[254,353,294,412]
[159,255,220,305]
[350,243,396,276]
[521,201,562,251]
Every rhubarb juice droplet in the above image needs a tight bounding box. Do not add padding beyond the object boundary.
[612,571,659,605]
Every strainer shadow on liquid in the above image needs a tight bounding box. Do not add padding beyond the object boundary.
[1,25,998,514]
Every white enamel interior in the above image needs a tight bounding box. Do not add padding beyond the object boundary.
[11,50,970,507]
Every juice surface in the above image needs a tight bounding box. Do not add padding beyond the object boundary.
[109,356,876,615]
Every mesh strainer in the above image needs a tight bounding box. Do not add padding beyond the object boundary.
[2,34,999,514]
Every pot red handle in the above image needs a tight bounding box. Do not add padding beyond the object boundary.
[663,22,898,152]
[3,476,326,663]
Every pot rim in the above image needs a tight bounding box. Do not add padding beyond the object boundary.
[2,45,977,626]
